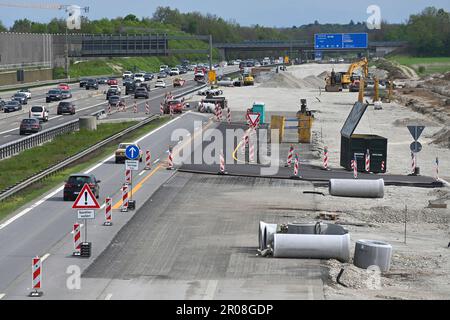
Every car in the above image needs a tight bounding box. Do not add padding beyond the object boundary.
[106,88,120,99]
[19,118,42,135]
[17,88,31,99]
[338,58,345,63]
[46,89,62,103]
[133,73,145,82]
[85,78,99,90]
[155,80,166,88]
[123,78,134,87]
[57,101,75,115]
[164,99,184,114]
[97,77,108,85]
[3,100,22,113]
[63,174,101,201]
[173,77,186,87]
[107,77,118,86]
[108,95,125,107]
[61,90,72,99]
[30,105,49,122]
[115,143,143,163]
[144,73,154,81]
[217,77,234,87]
[134,87,149,99]
[124,82,136,95]
[0,99,5,111]
[109,84,121,94]
[157,71,168,79]
[179,67,187,74]
[79,78,89,88]
[159,65,169,73]
[122,71,133,79]
[58,83,70,90]
[194,72,206,83]
[12,92,28,105]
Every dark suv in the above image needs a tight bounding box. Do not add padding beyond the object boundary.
[134,87,149,99]
[19,118,42,135]
[57,101,76,115]
[63,174,101,201]
[79,78,89,88]
[46,89,62,103]
[106,88,119,99]
[85,78,99,90]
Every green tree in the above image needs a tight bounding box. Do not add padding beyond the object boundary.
[0,20,7,32]
[10,19,32,32]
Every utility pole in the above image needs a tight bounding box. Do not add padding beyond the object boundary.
[209,34,213,71]
[65,27,69,79]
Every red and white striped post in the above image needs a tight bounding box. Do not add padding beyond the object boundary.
[227,108,231,124]
[219,151,225,174]
[73,223,82,256]
[218,106,223,121]
[286,145,294,167]
[30,256,43,297]
[125,169,131,185]
[381,160,385,173]
[145,150,152,170]
[160,103,164,115]
[323,146,329,170]
[214,104,219,122]
[411,152,416,175]
[133,101,138,113]
[107,104,112,115]
[169,104,173,118]
[351,158,358,179]
[121,185,129,212]
[167,148,174,170]
[365,149,371,173]
[249,133,255,163]
[292,154,299,178]
[104,197,112,226]
[145,102,150,114]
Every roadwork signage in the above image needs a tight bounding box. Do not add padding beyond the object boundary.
[247,113,260,127]
[72,184,100,209]
[77,210,95,219]
[407,125,425,141]
[125,145,140,160]
[125,160,139,171]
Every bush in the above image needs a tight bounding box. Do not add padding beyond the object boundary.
[418,66,426,74]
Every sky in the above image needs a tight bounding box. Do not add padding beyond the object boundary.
[0,0,449,28]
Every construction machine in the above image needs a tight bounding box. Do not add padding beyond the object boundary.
[325,58,369,92]
[325,69,342,92]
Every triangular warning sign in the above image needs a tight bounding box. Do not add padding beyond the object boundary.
[247,113,260,127]
[72,184,100,209]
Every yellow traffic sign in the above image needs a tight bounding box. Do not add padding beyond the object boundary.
[208,70,216,83]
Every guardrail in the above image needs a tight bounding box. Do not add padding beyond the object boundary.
[0,114,159,202]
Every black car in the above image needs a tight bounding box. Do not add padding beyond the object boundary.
[57,101,75,115]
[179,67,187,74]
[97,77,108,85]
[3,100,22,113]
[134,87,149,99]
[79,78,89,88]
[85,78,99,90]
[144,73,154,81]
[108,95,124,106]
[124,82,136,95]
[157,72,168,79]
[12,93,28,105]
[63,174,101,201]
[61,90,72,99]
[46,89,62,103]
[106,88,119,99]
[19,118,42,135]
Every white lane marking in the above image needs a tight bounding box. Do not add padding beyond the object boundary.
[153,158,160,164]
[105,293,113,300]
[138,171,146,176]
[0,111,192,231]
[203,280,218,300]
[4,135,11,138]
[41,253,50,262]
[0,293,5,300]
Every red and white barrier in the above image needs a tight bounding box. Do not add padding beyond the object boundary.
[122,102,126,112]
[104,197,112,226]
[411,152,416,174]
[435,156,439,180]
[351,159,358,179]
[323,146,329,170]
[160,103,164,115]
[219,151,225,174]
[218,106,223,121]
[145,150,152,170]
[286,145,294,167]
[30,256,42,296]
[145,102,150,114]
[293,154,299,177]
[121,185,129,212]
[125,169,131,185]
[107,104,112,115]
[73,223,81,255]
[381,160,385,172]
[167,149,174,170]
[227,108,231,124]
[169,104,173,117]
[365,149,371,172]
[133,102,138,113]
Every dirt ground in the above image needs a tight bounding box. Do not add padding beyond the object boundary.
[193,63,450,300]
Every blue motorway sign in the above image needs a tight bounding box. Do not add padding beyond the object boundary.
[125,145,140,160]
[315,33,368,49]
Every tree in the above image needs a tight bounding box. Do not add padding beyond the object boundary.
[124,14,139,22]
[0,20,7,32]
[10,19,32,33]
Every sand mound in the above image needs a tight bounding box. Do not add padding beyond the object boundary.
[431,127,450,148]
[258,71,325,89]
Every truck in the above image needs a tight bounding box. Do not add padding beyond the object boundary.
[173,77,186,87]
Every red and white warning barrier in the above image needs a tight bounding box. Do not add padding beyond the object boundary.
[145,102,150,114]
[133,102,138,113]
[227,108,231,124]
[169,104,173,117]
[104,197,112,226]
[160,103,164,115]
[435,157,439,180]
[365,149,370,172]
[411,152,416,174]
[219,151,225,174]
[381,160,385,172]
[218,106,223,121]
[286,145,294,167]
[293,154,299,177]
[323,146,329,170]
[215,104,219,122]
[31,256,42,294]
[73,223,81,255]
[121,185,129,212]
[125,169,131,185]
[351,158,358,179]
[167,149,174,169]
[107,104,112,115]
[145,150,152,170]
[122,102,127,112]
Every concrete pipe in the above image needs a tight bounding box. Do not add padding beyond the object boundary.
[79,116,97,131]
[273,233,351,262]
[329,179,384,198]
[288,222,348,235]
[353,239,393,272]
[258,221,277,251]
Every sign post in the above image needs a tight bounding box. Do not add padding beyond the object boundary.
[125,145,140,210]
[407,125,425,175]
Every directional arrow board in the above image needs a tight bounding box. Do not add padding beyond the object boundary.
[72,184,100,209]
[407,125,425,141]
[125,144,140,160]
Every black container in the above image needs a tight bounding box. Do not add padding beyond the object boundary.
[80,242,91,258]
[340,134,387,173]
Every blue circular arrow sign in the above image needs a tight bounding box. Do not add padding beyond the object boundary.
[125,145,140,160]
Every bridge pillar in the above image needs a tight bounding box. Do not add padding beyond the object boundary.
[217,48,226,61]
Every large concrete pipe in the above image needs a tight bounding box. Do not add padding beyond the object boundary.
[354,239,393,272]
[288,222,348,235]
[258,221,277,250]
[329,179,384,198]
[273,233,351,262]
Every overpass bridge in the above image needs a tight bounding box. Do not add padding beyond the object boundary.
[213,40,408,60]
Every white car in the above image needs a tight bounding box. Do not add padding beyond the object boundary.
[155,80,166,88]
[109,84,121,94]
[169,68,180,76]
[159,65,168,72]
[122,71,133,79]
[30,105,48,122]
[17,89,31,99]
[133,73,145,82]
[338,58,345,63]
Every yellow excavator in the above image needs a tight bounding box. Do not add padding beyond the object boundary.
[325,57,369,92]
